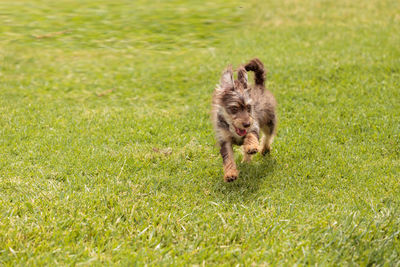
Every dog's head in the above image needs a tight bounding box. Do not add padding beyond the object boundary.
[216,66,253,137]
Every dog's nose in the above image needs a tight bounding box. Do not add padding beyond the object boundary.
[243,122,250,128]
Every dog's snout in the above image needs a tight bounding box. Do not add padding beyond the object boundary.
[243,122,251,128]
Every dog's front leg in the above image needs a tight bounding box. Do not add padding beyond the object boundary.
[219,141,238,182]
[243,132,259,160]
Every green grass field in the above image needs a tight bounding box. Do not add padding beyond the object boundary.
[1,0,399,265]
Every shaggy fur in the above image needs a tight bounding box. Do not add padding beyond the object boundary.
[212,58,277,182]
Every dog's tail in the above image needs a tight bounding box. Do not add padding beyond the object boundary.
[244,58,266,87]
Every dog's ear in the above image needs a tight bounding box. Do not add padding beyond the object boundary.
[219,66,234,90]
[237,66,248,89]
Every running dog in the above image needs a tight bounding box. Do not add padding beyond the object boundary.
[211,58,277,182]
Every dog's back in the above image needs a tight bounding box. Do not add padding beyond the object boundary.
[245,59,277,137]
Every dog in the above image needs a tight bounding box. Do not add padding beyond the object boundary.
[212,58,277,182]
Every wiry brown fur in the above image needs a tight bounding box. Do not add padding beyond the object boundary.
[212,58,277,182]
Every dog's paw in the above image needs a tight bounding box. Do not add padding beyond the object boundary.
[244,145,258,155]
[224,169,238,182]
[261,145,271,156]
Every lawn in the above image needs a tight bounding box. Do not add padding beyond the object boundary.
[1,0,399,265]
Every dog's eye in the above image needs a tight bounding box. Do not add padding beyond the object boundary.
[229,107,238,114]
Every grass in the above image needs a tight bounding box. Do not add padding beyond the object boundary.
[1,0,399,265]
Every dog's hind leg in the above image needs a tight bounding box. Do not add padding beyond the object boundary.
[260,119,276,156]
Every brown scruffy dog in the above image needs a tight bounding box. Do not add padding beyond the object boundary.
[212,58,277,182]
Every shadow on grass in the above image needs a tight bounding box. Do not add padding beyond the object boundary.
[211,154,277,202]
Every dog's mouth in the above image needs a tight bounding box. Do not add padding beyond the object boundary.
[235,127,247,136]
